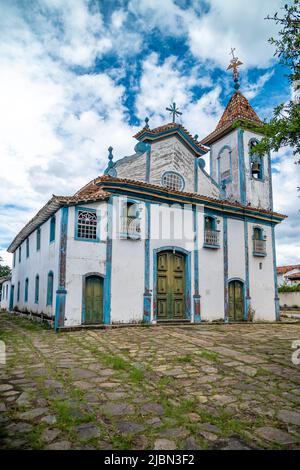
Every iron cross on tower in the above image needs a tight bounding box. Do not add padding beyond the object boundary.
[227,48,243,90]
[166,102,182,123]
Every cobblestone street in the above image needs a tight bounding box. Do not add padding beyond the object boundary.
[0,314,300,450]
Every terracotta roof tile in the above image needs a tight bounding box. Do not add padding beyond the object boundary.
[201,91,263,145]
[287,273,300,280]
[277,265,300,275]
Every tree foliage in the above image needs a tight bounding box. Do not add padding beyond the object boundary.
[250,0,300,161]
[0,257,11,278]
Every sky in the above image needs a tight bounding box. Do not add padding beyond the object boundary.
[0,0,299,267]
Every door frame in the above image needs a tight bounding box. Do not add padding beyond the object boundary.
[227,277,246,321]
[81,273,105,324]
[153,246,191,322]
[9,285,14,311]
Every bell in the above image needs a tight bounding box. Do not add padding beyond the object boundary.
[251,162,260,175]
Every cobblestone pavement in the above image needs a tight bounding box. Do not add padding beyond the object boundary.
[1,313,300,450]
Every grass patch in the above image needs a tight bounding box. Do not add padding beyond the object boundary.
[198,349,219,361]
[176,354,193,363]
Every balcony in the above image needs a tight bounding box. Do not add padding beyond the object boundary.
[253,239,266,256]
[204,229,220,248]
[120,216,141,240]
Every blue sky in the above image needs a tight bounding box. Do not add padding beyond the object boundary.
[0,0,299,265]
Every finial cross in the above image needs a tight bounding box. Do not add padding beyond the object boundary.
[227,48,243,90]
[166,102,182,123]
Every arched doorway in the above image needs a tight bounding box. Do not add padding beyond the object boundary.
[228,280,244,322]
[156,250,186,320]
[83,275,103,324]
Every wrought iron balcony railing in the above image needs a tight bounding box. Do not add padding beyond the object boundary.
[253,239,266,256]
[120,216,141,240]
[204,229,220,247]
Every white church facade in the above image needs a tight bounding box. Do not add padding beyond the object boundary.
[2,88,286,329]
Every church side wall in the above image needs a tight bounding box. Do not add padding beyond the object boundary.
[115,153,146,182]
[64,202,107,327]
[10,209,61,317]
[248,222,276,320]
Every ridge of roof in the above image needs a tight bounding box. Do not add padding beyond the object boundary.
[277,264,300,274]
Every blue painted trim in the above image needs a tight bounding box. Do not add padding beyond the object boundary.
[138,127,206,156]
[18,246,21,263]
[50,216,56,243]
[153,246,191,322]
[103,197,113,324]
[74,206,100,243]
[209,147,213,178]
[24,278,29,303]
[145,146,151,183]
[54,206,69,330]
[26,238,29,258]
[143,201,151,323]
[161,171,185,191]
[217,145,233,184]
[81,273,105,324]
[268,151,273,210]
[271,225,280,321]
[35,274,39,304]
[46,271,54,306]
[223,217,228,322]
[203,244,220,249]
[244,221,250,320]
[36,227,41,251]
[193,204,201,323]
[17,281,20,303]
[238,128,246,205]
[194,159,198,192]
[9,285,14,311]
[100,182,284,224]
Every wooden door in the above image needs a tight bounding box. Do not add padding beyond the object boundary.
[157,251,185,320]
[84,276,103,324]
[228,280,244,321]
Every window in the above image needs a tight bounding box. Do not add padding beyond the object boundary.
[120,200,141,240]
[36,228,41,251]
[6,284,8,300]
[19,246,21,263]
[76,209,98,241]
[161,172,185,191]
[17,281,20,302]
[25,278,29,303]
[204,215,220,248]
[26,238,29,258]
[13,252,16,268]
[218,146,231,182]
[35,275,39,304]
[47,272,54,306]
[50,216,56,242]
[249,140,263,180]
[253,227,266,256]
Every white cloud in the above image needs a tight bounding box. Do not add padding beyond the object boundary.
[243,70,275,100]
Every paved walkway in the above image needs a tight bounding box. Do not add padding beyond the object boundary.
[0,313,300,450]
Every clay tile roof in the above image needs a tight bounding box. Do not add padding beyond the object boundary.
[201,91,263,145]
[277,265,300,275]
[133,122,208,154]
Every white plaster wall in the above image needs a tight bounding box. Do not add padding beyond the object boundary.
[227,218,246,282]
[198,212,225,321]
[277,273,284,286]
[0,280,11,310]
[248,222,276,320]
[279,292,300,308]
[149,202,195,321]
[10,210,61,316]
[115,152,146,181]
[64,202,107,326]
[243,130,271,210]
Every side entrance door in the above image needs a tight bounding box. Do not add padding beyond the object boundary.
[157,251,185,320]
[228,280,244,321]
[84,275,103,324]
[9,285,14,311]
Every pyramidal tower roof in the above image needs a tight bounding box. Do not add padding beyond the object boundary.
[201,91,263,145]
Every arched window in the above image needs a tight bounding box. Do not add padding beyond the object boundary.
[47,271,54,306]
[35,275,39,304]
[25,278,29,303]
[161,171,185,191]
[19,246,21,263]
[26,238,29,258]
[36,228,41,251]
[204,215,220,247]
[50,216,56,242]
[249,140,263,180]
[76,208,98,241]
[17,281,20,302]
[253,227,266,256]
[218,146,232,183]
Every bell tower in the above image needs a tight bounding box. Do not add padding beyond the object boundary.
[201,51,273,211]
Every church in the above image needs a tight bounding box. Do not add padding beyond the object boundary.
[3,56,286,329]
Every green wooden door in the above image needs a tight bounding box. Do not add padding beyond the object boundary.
[84,276,103,324]
[157,252,185,320]
[228,280,244,322]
